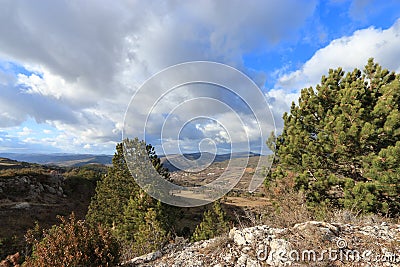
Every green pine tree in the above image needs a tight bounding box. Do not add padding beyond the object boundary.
[86,142,139,228]
[191,200,230,242]
[86,138,177,255]
[269,59,400,216]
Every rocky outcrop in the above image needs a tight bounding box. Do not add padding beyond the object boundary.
[0,172,64,207]
[124,221,400,267]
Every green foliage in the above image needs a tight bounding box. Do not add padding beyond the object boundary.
[146,143,171,181]
[64,165,107,182]
[86,138,176,257]
[191,201,230,242]
[269,59,400,216]
[24,213,119,267]
[120,200,167,256]
[62,167,103,197]
[115,190,168,255]
[133,208,167,253]
[86,142,140,228]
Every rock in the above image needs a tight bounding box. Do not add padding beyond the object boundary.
[266,239,292,267]
[124,250,163,266]
[125,221,400,267]
[57,186,64,196]
[38,183,44,192]
[293,221,339,241]
[222,252,234,263]
[236,254,248,266]
[44,184,57,194]
[293,221,339,236]
[241,246,251,253]
[13,202,30,209]
[232,229,247,246]
[245,257,260,267]
[20,176,28,184]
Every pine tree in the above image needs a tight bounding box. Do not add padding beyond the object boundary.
[86,139,171,227]
[114,191,168,256]
[191,200,230,242]
[86,142,139,228]
[86,138,177,255]
[269,59,400,215]
[146,143,170,181]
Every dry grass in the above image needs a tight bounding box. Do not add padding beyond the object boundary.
[254,174,316,228]
[233,174,400,267]
[198,233,233,255]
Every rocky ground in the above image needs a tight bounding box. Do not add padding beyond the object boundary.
[0,159,98,260]
[123,220,400,267]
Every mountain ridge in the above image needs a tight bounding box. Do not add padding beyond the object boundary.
[0,152,261,169]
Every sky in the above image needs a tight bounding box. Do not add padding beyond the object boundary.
[0,0,400,155]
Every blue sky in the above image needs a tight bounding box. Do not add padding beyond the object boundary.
[0,0,400,155]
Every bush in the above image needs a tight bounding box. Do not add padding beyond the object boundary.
[24,213,120,267]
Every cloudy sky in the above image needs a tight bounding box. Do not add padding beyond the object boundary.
[0,0,400,155]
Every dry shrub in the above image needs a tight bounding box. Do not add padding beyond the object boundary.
[328,208,398,225]
[259,172,317,228]
[24,213,120,267]
[198,234,233,255]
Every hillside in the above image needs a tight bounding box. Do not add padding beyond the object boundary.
[0,158,105,259]
[160,152,261,172]
[0,157,39,170]
[0,155,267,263]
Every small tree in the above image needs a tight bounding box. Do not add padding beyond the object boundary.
[131,207,167,255]
[86,139,177,257]
[191,201,230,242]
[86,139,172,230]
[115,189,168,255]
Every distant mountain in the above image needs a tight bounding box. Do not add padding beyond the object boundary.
[160,152,261,172]
[0,153,113,167]
[0,151,260,169]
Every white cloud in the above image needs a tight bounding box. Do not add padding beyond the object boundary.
[268,19,400,132]
[265,89,299,131]
[83,144,91,149]
[0,1,317,153]
[277,19,400,91]
[17,127,33,136]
